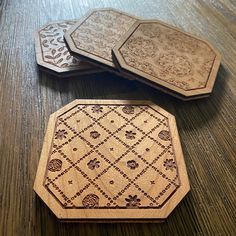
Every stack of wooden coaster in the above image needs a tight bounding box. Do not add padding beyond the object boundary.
[35,8,221,100]
[34,8,221,222]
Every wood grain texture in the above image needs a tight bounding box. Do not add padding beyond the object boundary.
[34,99,189,221]
[113,20,221,99]
[0,0,235,235]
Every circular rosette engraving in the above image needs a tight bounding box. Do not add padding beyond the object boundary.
[91,105,103,113]
[90,131,100,139]
[125,37,157,58]
[48,159,62,172]
[82,194,99,208]
[122,105,134,114]
[158,130,170,141]
[127,160,139,170]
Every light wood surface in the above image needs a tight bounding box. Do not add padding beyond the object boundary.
[35,20,102,77]
[34,99,189,221]
[113,20,221,100]
[0,0,236,235]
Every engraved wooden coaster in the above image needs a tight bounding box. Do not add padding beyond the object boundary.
[113,20,221,100]
[34,99,190,221]
[35,20,102,77]
[64,9,138,73]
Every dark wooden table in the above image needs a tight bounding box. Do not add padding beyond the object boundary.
[0,0,235,235]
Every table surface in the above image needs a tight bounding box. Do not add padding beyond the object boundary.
[0,0,235,235]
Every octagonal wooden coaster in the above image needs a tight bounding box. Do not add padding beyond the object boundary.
[113,20,221,100]
[64,9,138,73]
[35,20,102,77]
[34,99,190,222]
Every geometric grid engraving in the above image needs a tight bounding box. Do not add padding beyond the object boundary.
[43,104,180,209]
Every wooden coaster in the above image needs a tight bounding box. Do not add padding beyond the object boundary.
[34,99,190,221]
[64,9,138,73]
[113,20,221,100]
[35,20,102,77]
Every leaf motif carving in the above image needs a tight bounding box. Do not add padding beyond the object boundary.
[45,55,54,59]
[58,46,65,52]
[57,37,64,43]
[46,33,60,37]
[66,55,72,60]
[58,23,68,28]
[51,49,56,55]
[54,53,62,59]
[50,39,58,46]
[61,63,69,68]
[56,58,63,64]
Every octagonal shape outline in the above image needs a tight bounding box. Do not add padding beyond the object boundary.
[112,20,221,99]
[34,99,190,221]
[35,20,102,77]
[64,8,139,71]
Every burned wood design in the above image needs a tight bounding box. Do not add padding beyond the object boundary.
[64,9,137,69]
[35,20,101,75]
[113,21,221,99]
[34,100,190,220]
[44,104,180,209]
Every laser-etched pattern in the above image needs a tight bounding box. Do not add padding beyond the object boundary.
[68,9,137,66]
[115,21,219,92]
[43,103,180,209]
[36,20,99,74]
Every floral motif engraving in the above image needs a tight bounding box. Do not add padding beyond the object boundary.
[55,129,68,140]
[91,105,103,113]
[198,59,215,78]
[125,195,141,208]
[163,159,176,171]
[118,22,217,91]
[48,159,62,172]
[125,36,157,58]
[71,10,136,62]
[156,53,192,77]
[87,158,100,170]
[122,106,134,114]
[167,32,199,53]
[90,131,100,139]
[39,21,81,69]
[139,23,161,38]
[158,130,170,141]
[82,194,99,208]
[127,160,139,170]
[125,130,136,139]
